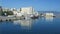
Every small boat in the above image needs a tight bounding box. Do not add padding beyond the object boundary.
[30,11,39,19]
[20,15,25,20]
[30,14,39,19]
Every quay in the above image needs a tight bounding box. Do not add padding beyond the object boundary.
[0,16,16,21]
[0,16,17,22]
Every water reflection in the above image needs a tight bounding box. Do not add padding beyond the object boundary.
[45,17,53,22]
[13,19,33,29]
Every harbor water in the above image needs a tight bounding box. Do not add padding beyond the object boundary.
[0,17,60,34]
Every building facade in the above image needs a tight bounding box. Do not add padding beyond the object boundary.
[21,7,35,15]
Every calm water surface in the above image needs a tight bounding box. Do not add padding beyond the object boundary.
[0,17,60,34]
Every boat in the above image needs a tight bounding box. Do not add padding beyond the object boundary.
[30,14,39,19]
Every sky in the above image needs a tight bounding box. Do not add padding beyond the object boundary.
[0,0,60,11]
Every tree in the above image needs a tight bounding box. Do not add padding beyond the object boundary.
[2,11,8,16]
[2,11,13,16]
[7,11,13,15]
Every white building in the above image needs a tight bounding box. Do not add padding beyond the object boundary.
[45,13,54,17]
[21,7,35,15]
[2,8,11,11]
[13,10,23,17]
